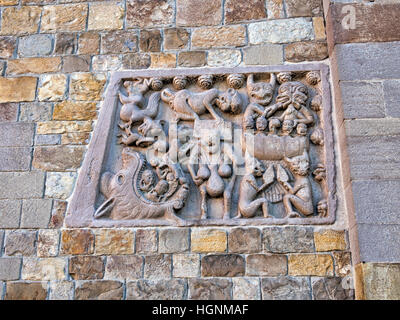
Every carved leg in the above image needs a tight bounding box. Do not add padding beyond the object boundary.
[199,184,208,219]
[283,195,313,218]
[239,198,267,218]
[262,201,271,218]
[223,174,236,220]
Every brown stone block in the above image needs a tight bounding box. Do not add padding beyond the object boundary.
[285,0,323,18]
[69,73,106,101]
[224,0,266,24]
[228,227,261,253]
[5,282,47,300]
[69,256,105,280]
[191,25,246,49]
[150,53,176,68]
[126,0,175,28]
[61,229,95,255]
[32,145,85,171]
[0,6,41,35]
[49,200,67,228]
[62,55,91,73]
[285,41,328,62]
[105,255,143,280]
[5,230,37,256]
[41,4,87,32]
[314,229,347,252]
[55,33,77,55]
[127,279,185,300]
[61,132,90,145]
[78,32,100,55]
[7,57,61,75]
[135,229,158,254]
[139,30,162,52]
[0,0,18,5]
[121,53,151,70]
[246,254,287,276]
[164,28,189,50]
[177,51,206,67]
[188,279,232,300]
[0,103,18,122]
[0,77,37,103]
[74,281,123,300]
[288,254,334,276]
[53,101,97,121]
[144,254,172,280]
[95,229,135,255]
[101,31,138,54]
[0,37,16,59]
[177,0,222,27]
[312,277,354,300]
[158,228,189,253]
[201,254,245,277]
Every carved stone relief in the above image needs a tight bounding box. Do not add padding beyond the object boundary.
[66,65,335,227]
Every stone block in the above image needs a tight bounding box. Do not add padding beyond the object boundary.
[95,229,135,255]
[0,258,21,280]
[53,101,97,121]
[33,146,85,171]
[18,34,53,57]
[69,73,106,101]
[163,28,189,50]
[121,53,151,69]
[177,0,222,27]
[61,229,95,255]
[0,147,31,171]
[263,227,314,253]
[37,230,59,257]
[63,55,91,73]
[285,41,328,62]
[78,32,100,55]
[8,57,61,75]
[246,254,287,276]
[0,37,16,58]
[243,45,283,65]
[126,0,175,28]
[345,118,400,138]
[101,31,138,54]
[191,26,246,49]
[74,281,123,300]
[285,0,323,17]
[333,251,352,277]
[312,277,354,300]
[104,255,143,280]
[21,199,52,228]
[150,53,176,68]
[19,103,52,122]
[127,279,185,300]
[92,55,122,72]
[49,200,67,229]
[49,281,74,300]
[228,227,261,253]
[22,258,67,281]
[224,0,266,24]
[313,17,326,40]
[5,282,47,300]
[41,4,87,32]
[267,0,285,19]
[38,74,67,102]
[69,256,104,280]
[55,33,77,55]
[188,279,232,300]
[232,278,260,300]
[173,254,200,278]
[159,228,189,253]
[139,30,162,52]
[37,121,92,134]
[0,6,41,35]
[88,2,124,31]
[207,49,241,67]
[177,51,206,67]
[0,0,18,5]
[314,230,347,252]
[261,276,311,300]
[383,80,400,118]
[288,254,334,276]
[135,229,158,254]
[61,132,90,145]
[4,230,36,256]
[201,254,245,277]
[35,135,61,146]
[0,172,45,199]
[0,77,37,103]
[144,254,172,280]
[191,228,227,253]
[0,103,18,122]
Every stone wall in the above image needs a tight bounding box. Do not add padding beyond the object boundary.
[0,0,356,300]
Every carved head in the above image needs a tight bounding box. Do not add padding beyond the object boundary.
[296,123,308,136]
[269,118,281,134]
[215,88,242,114]
[256,116,268,132]
[284,152,310,176]
[139,170,155,192]
[246,74,276,106]
[282,119,295,135]
[245,153,265,177]
[276,81,308,109]
[124,78,150,95]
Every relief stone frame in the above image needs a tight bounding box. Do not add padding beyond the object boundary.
[65,64,336,228]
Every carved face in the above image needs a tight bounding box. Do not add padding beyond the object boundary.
[246,156,265,177]
[284,153,310,176]
[296,123,307,136]
[139,170,155,192]
[256,116,268,131]
[248,83,274,106]
[215,89,242,114]
[277,81,308,109]
[282,119,295,135]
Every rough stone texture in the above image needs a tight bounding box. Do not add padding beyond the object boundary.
[45,172,77,199]
[207,49,241,67]
[38,74,67,102]
[126,0,175,28]
[49,281,74,300]
[288,254,334,276]
[0,200,21,228]
[0,77,37,103]
[88,2,124,31]
[314,230,347,252]
[0,0,18,5]
[312,277,354,300]
[150,53,176,68]
[0,103,18,122]
[69,256,104,280]
[61,229,95,255]
[37,121,92,135]
[177,51,206,67]
[0,123,34,147]
[37,230,59,257]
[19,103,52,122]
[191,26,246,49]
[22,258,67,281]
[383,80,400,117]
[101,31,138,54]
[64,55,91,73]
[33,146,85,171]
[224,0,266,24]
[232,278,260,300]
[135,229,158,254]
[267,0,285,19]
[7,57,61,75]
[177,0,222,27]
[74,281,123,300]
[0,6,41,35]
[18,34,53,57]
[285,0,323,17]
[49,200,67,229]
[159,228,189,253]
[0,37,16,58]
[243,45,283,65]
[69,73,106,101]
[285,42,328,62]
[173,254,199,278]
[261,277,311,300]
[191,229,227,253]
[333,251,352,277]
[228,228,261,253]
[189,279,232,300]
[144,254,172,280]
[127,279,185,300]
[5,282,47,300]
[139,30,162,52]
[313,17,326,40]
[0,172,45,199]
[201,254,245,277]
[0,147,32,171]
[55,33,77,55]
[53,101,97,121]
[41,4,87,32]
[61,132,90,145]
[246,254,287,276]
[95,229,135,255]
[92,55,122,72]
[121,53,151,69]
[0,258,22,280]
[20,199,52,228]
[78,32,100,55]
[263,227,314,253]
[164,28,189,50]
[344,118,400,137]
[104,256,143,280]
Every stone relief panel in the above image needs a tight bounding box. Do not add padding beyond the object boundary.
[66,65,335,227]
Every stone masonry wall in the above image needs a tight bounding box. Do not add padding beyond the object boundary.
[0,0,353,300]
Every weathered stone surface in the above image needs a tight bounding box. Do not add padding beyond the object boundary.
[0,123,34,147]
[267,0,285,19]
[207,49,241,67]
[285,41,328,62]
[49,281,74,300]
[312,277,354,300]
[0,172,45,199]
[63,55,90,73]
[37,230,59,257]
[345,119,400,138]
[38,74,67,102]
[69,73,106,101]
[88,2,124,31]
[192,26,246,49]
[5,282,47,300]
[21,199,52,228]
[78,32,100,55]
[127,279,185,300]
[0,200,21,228]
[150,53,176,68]
[41,4,87,32]
[35,135,60,146]
[0,258,21,280]
[105,256,143,280]
[53,101,97,121]
[314,230,347,252]
[18,34,53,57]
[164,28,189,50]
[289,254,334,276]
[33,146,85,171]
[144,254,172,280]
[0,37,16,58]
[189,279,232,300]
[49,200,67,229]
[249,18,314,44]
[61,229,95,255]
[135,229,158,254]
[177,0,222,27]
[92,55,122,71]
[101,31,138,54]
[8,57,61,75]
[0,0,18,5]
[159,228,189,253]
[61,132,90,145]
[69,256,104,280]
[177,51,206,67]
[22,258,67,281]
[191,229,227,253]
[121,53,151,69]
[126,0,175,28]
[55,33,77,55]
[19,103,52,122]
[228,228,261,253]
[75,281,123,300]
[22,0,56,3]
[0,77,37,103]
[201,254,245,277]
[0,103,18,122]
[95,229,135,255]
[139,30,161,52]
[263,227,314,253]
[313,17,326,40]
[37,121,92,134]
[383,80,400,117]
[232,278,260,300]
[333,251,352,277]
[0,6,41,35]
[261,277,311,300]
[285,0,323,17]
[243,45,283,65]
[246,254,287,276]
[173,254,199,278]
[0,147,32,171]
[224,0,266,23]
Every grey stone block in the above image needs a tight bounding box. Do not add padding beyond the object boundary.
[335,42,400,80]
[0,123,34,147]
[0,258,22,280]
[261,276,311,300]
[0,147,32,171]
[35,135,61,146]
[18,34,53,57]
[158,228,189,253]
[344,118,400,137]
[0,200,21,228]
[19,103,52,122]
[21,199,52,228]
[263,226,314,253]
[127,279,186,300]
[0,230,4,251]
[339,81,385,119]
[243,45,283,65]
[5,230,36,256]
[383,80,400,117]
[0,172,45,199]
[311,277,354,300]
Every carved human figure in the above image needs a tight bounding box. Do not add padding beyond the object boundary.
[296,123,308,136]
[281,119,295,136]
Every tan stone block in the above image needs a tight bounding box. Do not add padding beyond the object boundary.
[314,230,347,252]
[32,145,85,171]
[88,2,124,31]
[177,0,222,27]
[0,0,19,5]
[69,73,106,101]
[22,258,67,281]
[95,229,134,255]
[37,121,92,134]
[267,0,285,19]
[0,6,41,35]
[0,77,37,103]
[191,229,227,253]
[41,4,87,32]
[7,57,61,75]
[53,101,97,121]
[224,0,266,24]
[191,25,246,49]
[37,230,59,257]
[164,28,189,50]
[38,74,67,102]
[61,132,90,145]
[69,256,104,280]
[150,53,176,69]
[5,282,47,300]
[61,229,95,255]
[177,51,206,67]
[288,254,334,276]
[126,0,175,28]
[78,32,100,55]
[313,17,326,40]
